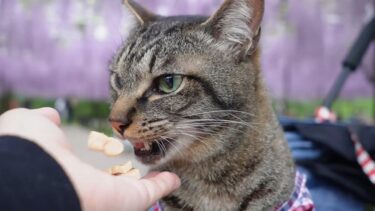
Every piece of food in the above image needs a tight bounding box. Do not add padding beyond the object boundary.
[103,137,125,156]
[87,131,124,156]
[107,161,133,175]
[106,161,141,179]
[124,168,141,179]
[88,131,109,151]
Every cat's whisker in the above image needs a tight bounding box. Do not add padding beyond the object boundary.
[160,135,187,157]
[181,110,256,118]
[179,131,230,154]
[227,113,249,124]
[181,118,253,126]
[179,119,260,131]
[160,140,169,156]
[175,122,256,137]
[166,131,207,148]
[174,121,264,146]
[158,137,169,155]
[170,130,216,150]
[180,110,256,124]
[176,123,259,135]
[172,129,228,146]
[154,140,165,156]
[163,132,197,155]
[180,115,267,126]
[176,127,228,137]
[177,121,257,129]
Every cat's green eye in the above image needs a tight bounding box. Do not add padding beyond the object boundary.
[157,75,183,94]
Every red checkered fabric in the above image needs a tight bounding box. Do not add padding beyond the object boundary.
[275,172,315,211]
[149,201,162,211]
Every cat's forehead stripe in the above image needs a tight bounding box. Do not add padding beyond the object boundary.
[116,41,136,67]
[118,21,188,69]
[118,38,160,73]
[117,25,154,66]
[149,54,157,73]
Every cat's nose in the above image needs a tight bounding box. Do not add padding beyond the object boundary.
[109,119,132,135]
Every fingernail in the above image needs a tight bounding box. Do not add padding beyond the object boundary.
[172,173,181,189]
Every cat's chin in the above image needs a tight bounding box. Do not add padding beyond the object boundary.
[135,154,164,165]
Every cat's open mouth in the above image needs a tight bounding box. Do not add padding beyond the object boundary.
[130,138,174,164]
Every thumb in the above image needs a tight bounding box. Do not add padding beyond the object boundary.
[117,172,180,211]
[140,172,181,204]
[32,107,61,126]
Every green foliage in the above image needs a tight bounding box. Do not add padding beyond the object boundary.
[281,100,320,118]
[74,100,110,120]
[279,98,374,121]
[22,97,111,131]
[0,96,110,121]
[0,94,11,113]
[332,99,373,120]
[30,98,55,108]
[26,98,110,120]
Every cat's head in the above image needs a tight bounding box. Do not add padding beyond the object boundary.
[109,0,264,165]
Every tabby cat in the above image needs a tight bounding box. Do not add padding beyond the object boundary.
[109,0,295,210]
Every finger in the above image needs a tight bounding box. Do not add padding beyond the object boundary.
[32,107,61,126]
[0,108,28,131]
[140,172,181,205]
[0,108,70,150]
[113,172,180,211]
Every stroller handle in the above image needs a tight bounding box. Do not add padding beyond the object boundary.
[322,16,375,110]
[343,17,375,71]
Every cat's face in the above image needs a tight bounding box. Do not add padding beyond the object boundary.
[109,0,264,165]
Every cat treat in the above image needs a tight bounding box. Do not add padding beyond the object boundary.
[87,131,124,156]
[88,131,141,179]
[106,161,141,179]
[106,160,132,175]
[103,137,125,157]
[87,131,109,151]
[122,168,141,179]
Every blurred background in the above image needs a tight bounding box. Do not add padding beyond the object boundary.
[0,0,374,125]
[0,1,375,209]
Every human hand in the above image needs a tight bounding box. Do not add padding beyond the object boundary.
[0,108,180,211]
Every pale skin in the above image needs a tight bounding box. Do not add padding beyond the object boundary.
[0,108,181,211]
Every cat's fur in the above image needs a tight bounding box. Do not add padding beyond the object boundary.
[109,0,295,210]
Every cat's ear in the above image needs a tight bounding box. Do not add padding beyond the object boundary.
[123,0,156,25]
[202,0,264,58]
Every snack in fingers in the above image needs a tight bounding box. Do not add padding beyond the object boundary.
[103,137,124,157]
[87,131,109,151]
[87,131,124,156]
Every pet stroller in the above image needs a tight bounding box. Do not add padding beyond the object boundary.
[282,17,375,210]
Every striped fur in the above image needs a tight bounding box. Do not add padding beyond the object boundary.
[109,0,295,210]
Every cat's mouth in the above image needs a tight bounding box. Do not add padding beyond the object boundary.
[129,138,174,165]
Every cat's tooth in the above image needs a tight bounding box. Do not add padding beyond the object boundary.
[140,142,151,151]
[145,142,151,150]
